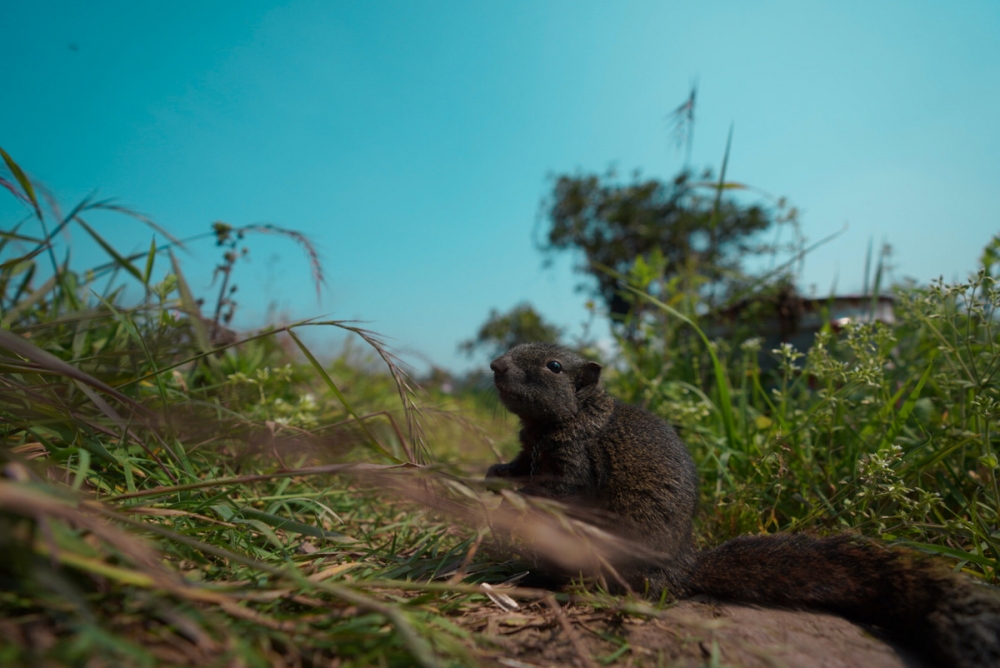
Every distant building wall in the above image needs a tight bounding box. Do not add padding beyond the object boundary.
[708,294,896,368]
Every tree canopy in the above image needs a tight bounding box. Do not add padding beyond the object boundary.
[539,169,777,320]
[459,302,562,360]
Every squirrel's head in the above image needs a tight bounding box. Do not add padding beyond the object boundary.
[490,343,603,423]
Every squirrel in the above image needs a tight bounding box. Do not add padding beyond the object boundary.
[486,342,1000,668]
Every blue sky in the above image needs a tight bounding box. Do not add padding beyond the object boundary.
[3,1,999,372]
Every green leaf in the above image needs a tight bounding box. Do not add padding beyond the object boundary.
[288,328,401,463]
[625,285,738,450]
[0,274,57,328]
[169,249,212,354]
[880,362,934,452]
[0,328,145,412]
[240,507,348,541]
[897,540,998,568]
[707,123,734,234]
[0,146,42,219]
[75,217,144,283]
[71,449,92,491]
[143,237,157,284]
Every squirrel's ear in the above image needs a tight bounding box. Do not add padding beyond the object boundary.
[577,361,602,389]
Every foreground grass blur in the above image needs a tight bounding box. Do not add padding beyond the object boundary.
[0,147,524,666]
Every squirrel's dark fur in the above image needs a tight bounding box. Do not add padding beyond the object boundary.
[487,342,1000,668]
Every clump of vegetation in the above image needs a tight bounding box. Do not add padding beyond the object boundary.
[515,117,1000,578]
[4,125,999,668]
[590,248,1000,580]
[0,148,511,667]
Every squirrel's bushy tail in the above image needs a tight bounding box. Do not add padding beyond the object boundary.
[686,534,1000,668]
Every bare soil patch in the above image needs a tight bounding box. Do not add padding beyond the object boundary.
[462,597,935,668]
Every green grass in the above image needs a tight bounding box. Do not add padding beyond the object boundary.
[2,146,999,667]
[1,147,526,667]
[617,258,1000,577]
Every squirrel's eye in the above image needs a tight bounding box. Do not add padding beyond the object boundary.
[546,361,562,373]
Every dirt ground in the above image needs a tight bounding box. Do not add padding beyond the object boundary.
[465,596,935,668]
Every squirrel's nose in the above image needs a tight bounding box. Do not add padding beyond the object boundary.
[490,358,508,375]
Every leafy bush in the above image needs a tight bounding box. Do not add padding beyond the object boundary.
[610,249,1000,580]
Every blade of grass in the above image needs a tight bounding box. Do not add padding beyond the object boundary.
[880,362,934,452]
[104,462,413,502]
[0,246,45,272]
[73,379,181,480]
[75,217,145,284]
[287,328,401,463]
[298,320,426,462]
[70,448,92,492]
[707,123,734,236]
[1,273,57,327]
[238,506,349,541]
[0,228,45,244]
[625,285,738,449]
[870,240,885,320]
[897,540,998,569]
[0,328,147,413]
[143,236,157,284]
[169,249,212,354]
[0,146,42,219]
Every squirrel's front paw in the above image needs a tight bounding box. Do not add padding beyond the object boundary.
[486,462,510,479]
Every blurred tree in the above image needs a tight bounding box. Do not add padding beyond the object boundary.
[539,168,786,322]
[459,302,562,360]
